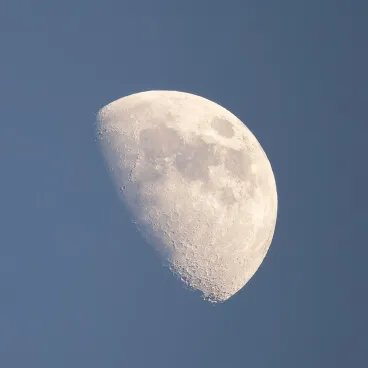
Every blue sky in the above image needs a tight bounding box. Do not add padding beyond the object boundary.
[1,1,367,367]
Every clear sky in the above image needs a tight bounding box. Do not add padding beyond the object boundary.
[1,1,367,367]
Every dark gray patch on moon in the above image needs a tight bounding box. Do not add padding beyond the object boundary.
[219,187,236,206]
[138,125,257,205]
[135,163,163,183]
[211,117,234,138]
[224,148,252,180]
[175,139,220,182]
[139,126,182,160]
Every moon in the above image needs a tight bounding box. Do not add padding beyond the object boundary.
[96,90,278,303]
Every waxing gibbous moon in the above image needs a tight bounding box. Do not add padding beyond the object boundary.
[96,90,277,303]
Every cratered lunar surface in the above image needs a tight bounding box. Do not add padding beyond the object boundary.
[96,90,277,303]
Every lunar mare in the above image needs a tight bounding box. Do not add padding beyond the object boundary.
[97,90,278,302]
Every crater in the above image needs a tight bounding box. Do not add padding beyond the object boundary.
[211,117,234,138]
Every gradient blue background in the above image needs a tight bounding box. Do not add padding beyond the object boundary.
[1,1,367,367]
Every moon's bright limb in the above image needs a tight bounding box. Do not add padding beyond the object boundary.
[96,91,278,303]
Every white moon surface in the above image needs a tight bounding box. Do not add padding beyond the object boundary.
[96,90,278,303]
